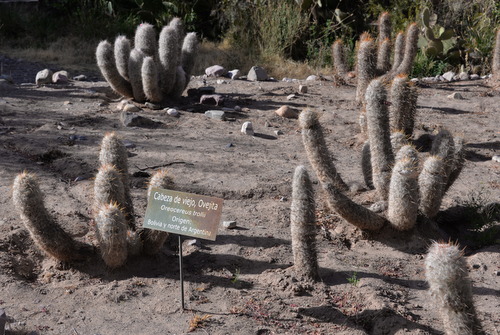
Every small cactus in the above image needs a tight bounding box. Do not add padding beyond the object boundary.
[93,164,126,214]
[95,202,128,268]
[418,156,446,218]
[290,166,319,281]
[389,74,417,137]
[425,241,482,335]
[493,28,500,79]
[332,39,349,76]
[96,18,198,103]
[376,38,392,74]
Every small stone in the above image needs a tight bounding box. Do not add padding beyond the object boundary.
[186,239,199,246]
[166,108,179,117]
[470,74,480,80]
[145,102,162,110]
[200,94,224,106]
[123,103,142,113]
[122,139,136,148]
[205,65,227,77]
[120,112,161,127]
[217,79,227,85]
[116,100,129,111]
[472,264,481,269]
[234,105,242,112]
[442,71,455,81]
[298,85,308,93]
[447,92,464,100]
[73,74,87,81]
[287,94,297,100]
[226,143,234,148]
[36,69,53,86]
[228,69,241,80]
[274,130,283,136]
[459,72,469,80]
[241,121,254,135]
[410,78,419,82]
[492,155,500,163]
[306,75,318,81]
[52,70,69,84]
[275,105,299,119]
[223,221,237,229]
[204,110,226,121]
[282,77,293,82]
[247,66,268,81]
[496,271,500,276]
[279,196,287,202]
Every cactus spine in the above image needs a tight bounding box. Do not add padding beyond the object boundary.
[425,242,482,335]
[290,166,319,281]
[96,18,198,103]
[356,34,377,103]
[12,172,90,262]
[365,79,394,200]
[95,203,128,268]
[387,145,419,230]
[299,110,348,191]
[332,39,349,76]
[140,169,174,255]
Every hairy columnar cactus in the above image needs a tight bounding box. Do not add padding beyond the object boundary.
[493,28,500,79]
[135,23,157,58]
[96,40,134,99]
[142,56,163,102]
[290,166,319,281]
[12,172,91,262]
[99,132,135,230]
[389,74,417,137]
[140,169,174,255]
[425,242,482,335]
[418,156,446,218]
[356,34,377,104]
[378,12,392,42]
[377,38,392,74]
[159,20,182,96]
[128,48,147,102]
[391,31,405,72]
[114,35,131,80]
[445,137,465,192]
[95,203,128,268]
[94,164,126,214]
[298,110,348,191]
[365,79,394,200]
[387,145,419,230]
[332,39,349,76]
[393,23,419,76]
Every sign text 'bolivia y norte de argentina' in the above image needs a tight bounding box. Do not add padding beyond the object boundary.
[143,187,223,241]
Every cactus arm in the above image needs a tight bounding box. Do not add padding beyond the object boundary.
[96,40,134,98]
[332,39,349,76]
[128,49,147,102]
[95,203,128,268]
[114,35,131,81]
[390,31,405,72]
[142,56,163,103]
[181,32,199,82]
[134,23,158,58]
[355,34,377,104]
[394,23,419,76]
[418,156,446,218]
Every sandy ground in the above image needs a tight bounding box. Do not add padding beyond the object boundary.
[0,55,499,334]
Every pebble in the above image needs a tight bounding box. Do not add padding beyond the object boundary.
[447,92,464,100]
[442,71,455,81]
[205,65,227,77]
[275,105,299,119]
[217,79,228,85]
[35,68,53,86]
[247,66,268,81]
[145,102,161,110]
[241,121,254,135]
[200,94,224,106]
[204,110,226,121]
[470,74,480,80]
[73,74,87,81]
[282,77,293,82]
[123,103,142,113]
[306,75,318,81]
[458,72,469,81]
[234,105,242,112]
[52,70,69,84]
[410,78,419,82]
[274,130,283,136]
[287,94,297,100]
[120,111,161,127]
[122,139,136,148]
[492,155,500,163]
[298,85,308,93]
[223,221,237,229]
[166,108,179,117]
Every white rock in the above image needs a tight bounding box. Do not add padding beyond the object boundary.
[282,77,293,82]
[442,71,456,81]
[166,108,179,117]
[205,110,226,121]
[481,75,488,79]
[298,85,308,93]
[216,79,228,84]
[117,99,129,111]
[470,74,480,80]
[205,65,227,77]
[123,103,141,113]
[52,70,69,84]
[447,92,464,100]
[241,121,254,135]
[306,75,318,81]
[275,105,299,119]
[35,69,53,85]
[228,69,241,80]
[492,155,500,163]
[247,66,268,81]
[410,78,419,82]
[459,72,469,80]
[223,221,237,229]
[287,94,297,100]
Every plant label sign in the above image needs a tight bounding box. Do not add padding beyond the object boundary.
[143,187,223,241]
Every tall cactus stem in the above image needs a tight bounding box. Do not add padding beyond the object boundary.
[419,156,446,218]
[356,34,377,104]
[114,35,131,80]
[159,23,182,95]
[445,137,465,192]
[332,39,349,76]
[377,38,392,74]
[12,172,91,262]
[390,74,417,137]
[94,164,126,214]
[391,31,405,72]
[96,40,133,98]
[394,23,419,76]
[142,56,163,103]
[134,23,157,58]
[492,28,500,78]
[361,141,373,189]
[181,32,199,81]
[425,242,482,335]
[95,203,128,268]
[365,79,394,200]
[128,48,147,102]
[299,110,348,192]
[378,12,392,41]
[290,166,319,281]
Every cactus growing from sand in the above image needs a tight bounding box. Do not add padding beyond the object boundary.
[389,74,417,136]
[355,34,377,103]
[95,202,128,268]
[332,39,349,76]
[425,241,482,335]
[96,18,198,103]
[290,166,319,281]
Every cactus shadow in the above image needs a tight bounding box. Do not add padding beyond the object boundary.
[299,306,441,334]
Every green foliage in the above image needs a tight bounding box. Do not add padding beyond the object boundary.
[347,272,360,287]
[420,7,457,59]
[411,50,449,78]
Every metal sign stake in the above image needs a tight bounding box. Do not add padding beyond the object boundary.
[179,235,185,311]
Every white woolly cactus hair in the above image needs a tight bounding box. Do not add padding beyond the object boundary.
[95,202,128,268]
[425,241,482,335]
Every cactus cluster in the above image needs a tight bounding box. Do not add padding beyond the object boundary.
[425,241,482,334]
[96,18,198,103]
[345,12,419,103]
[492,28,500,80]
[12,133,175,268]
[299,78,465,232]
